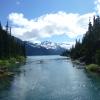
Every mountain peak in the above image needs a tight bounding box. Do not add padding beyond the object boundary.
[25,41,69,55]
[25,41,70,49]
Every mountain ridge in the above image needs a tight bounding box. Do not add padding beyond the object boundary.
[25,41,69,56]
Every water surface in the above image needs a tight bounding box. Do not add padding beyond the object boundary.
[0,55,100,100]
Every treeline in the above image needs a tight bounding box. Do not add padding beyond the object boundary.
[63,16,100,65]
[0,21,26,59]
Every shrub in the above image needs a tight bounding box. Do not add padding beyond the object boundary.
[9,58,16,64]
[95,50,100,65]
[86,64,99,72]
[16,56,25,63]
[0,60,10,67]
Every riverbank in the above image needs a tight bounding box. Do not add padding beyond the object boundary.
[86,64,100,73]
[71,59,100,74]
[0,56,26,77]
[1,55,100,100]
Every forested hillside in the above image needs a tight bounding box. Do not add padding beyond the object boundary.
[0,21,26,59]
[64,16,100,65]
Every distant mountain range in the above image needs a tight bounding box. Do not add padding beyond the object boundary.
[25,41,69,56]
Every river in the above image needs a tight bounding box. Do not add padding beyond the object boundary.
[0,55,100,100]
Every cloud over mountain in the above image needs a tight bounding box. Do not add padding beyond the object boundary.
[8,0,100,46]
[8,12,95,41]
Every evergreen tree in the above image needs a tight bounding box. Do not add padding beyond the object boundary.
[0,21,26,59]
[63,16,100,65]
[6,21,9,32]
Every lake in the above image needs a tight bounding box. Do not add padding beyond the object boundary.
[0,55,100,100]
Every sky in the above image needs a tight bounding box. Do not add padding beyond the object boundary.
[0,0,100,47]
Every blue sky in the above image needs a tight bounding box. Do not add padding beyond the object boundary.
[0,0,99,46]
[0,0,94,22]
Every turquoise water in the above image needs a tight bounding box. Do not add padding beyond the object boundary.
[0,56,100,100]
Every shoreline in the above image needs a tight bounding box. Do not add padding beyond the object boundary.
[71,59,100,74]
[0,56,26,77]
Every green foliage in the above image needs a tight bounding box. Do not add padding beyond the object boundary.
[69,16,100,64]
[95,50,100,65]
[70,40,82,59]
[0,21,26,59]
[0,56,26,68]
[16,56,26,63]
[0,60,10,67]
[0,21,26,77]
[86,64,99,72]
[9,58,16,64]
[61,50,70,56]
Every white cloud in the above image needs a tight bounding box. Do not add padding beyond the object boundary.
[95,0,100,14]
[60,41,76,49]
[8,11,95,42]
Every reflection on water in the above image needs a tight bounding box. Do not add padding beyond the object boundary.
[0,55,100,100]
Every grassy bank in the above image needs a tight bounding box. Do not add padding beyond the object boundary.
[0,56,26,77]
[71,59,100,74]
[86,64,100,73]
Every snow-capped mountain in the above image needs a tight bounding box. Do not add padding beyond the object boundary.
[25,41,69,56]
[41,41,57,49]
[26,41,69,49]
